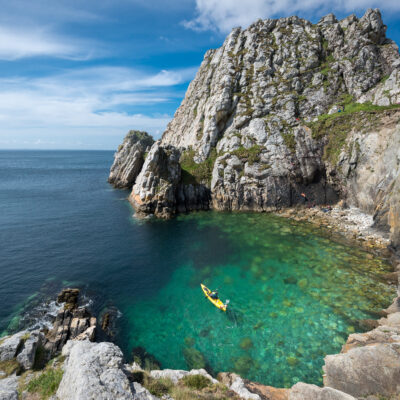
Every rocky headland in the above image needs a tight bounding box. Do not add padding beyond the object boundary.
[109,8,400,252]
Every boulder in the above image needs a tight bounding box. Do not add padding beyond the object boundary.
[0,331,29,362]
[16,330,44,370]
[57,340,135,400]
[57,288,80,310]
[0,375,19,400]
[289,382,356,400]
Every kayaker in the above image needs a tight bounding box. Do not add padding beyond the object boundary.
[210,290,219,300]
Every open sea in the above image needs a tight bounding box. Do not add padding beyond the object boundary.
[0,150,395,387]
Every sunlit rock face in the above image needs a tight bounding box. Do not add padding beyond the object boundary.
[113,9,400,248]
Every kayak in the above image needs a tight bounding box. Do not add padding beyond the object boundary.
[201,283,227,312]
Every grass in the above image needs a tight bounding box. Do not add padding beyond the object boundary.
[230,145,262,165]
[180,148,218,185]
[24,367,63,399]
[0,359,21,377]
[307,101,400,165]
[141,373,240,400]
[181,374,210,390]
[281,132,296,153]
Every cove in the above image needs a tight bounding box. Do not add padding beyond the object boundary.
[0,150,395,389]
[118,212,395,388]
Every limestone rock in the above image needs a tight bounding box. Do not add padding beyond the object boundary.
[0,331,28,362]
[57,288,80,310]
[113,9,400,247]
[129,141,210,218]
[289,382,356,400]
[16,330,44,370]
[109,131,155,189]
[0,375,19,400]
[324,311,400,398]
[57,340,136,400]
[218,373,261,400]
[44,290,96,356]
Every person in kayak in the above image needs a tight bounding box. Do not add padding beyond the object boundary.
[209,290,219,300]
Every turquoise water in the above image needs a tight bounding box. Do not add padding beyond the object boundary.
[0,151,395,388]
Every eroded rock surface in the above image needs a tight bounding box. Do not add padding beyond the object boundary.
[289,382,356,400]
[112,9,400,248]
[323,309,400,398]
[109,130,154,189]
[44,288,96,356]
[57,340,136,400]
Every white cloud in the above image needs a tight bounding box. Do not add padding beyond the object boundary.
[184,0,400,33]
[0,26,102,60]
[0,66,196,149]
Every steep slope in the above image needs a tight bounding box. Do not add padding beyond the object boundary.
[109,9,400,248]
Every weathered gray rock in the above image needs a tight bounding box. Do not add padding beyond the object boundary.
[16,330,44,370]
[0,331,28,362]
[57,340,136,400]
[323,311,400,398]
[109,131,154,189]
[115,8,400,247]
[44,289,96,356]
[289,382,356,400]
[0,375,19,400]
[218,372,261,400]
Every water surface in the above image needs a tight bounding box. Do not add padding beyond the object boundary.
[0,150,394,387]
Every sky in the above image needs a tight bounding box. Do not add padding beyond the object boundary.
[0,0,399,150]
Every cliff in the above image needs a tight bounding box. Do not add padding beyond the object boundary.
[109,9,400,249]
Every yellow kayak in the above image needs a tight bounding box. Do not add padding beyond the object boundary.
[201,284,228,312]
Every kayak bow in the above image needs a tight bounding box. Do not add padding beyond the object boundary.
[201,283,228,312]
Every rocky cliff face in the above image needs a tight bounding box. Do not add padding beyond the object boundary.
[109,9,400,248]
[108,131,154,189]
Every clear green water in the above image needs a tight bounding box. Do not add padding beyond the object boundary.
[0,151,394,388]
[121,212,394,387]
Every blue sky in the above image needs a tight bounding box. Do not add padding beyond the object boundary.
[0,0,399,150]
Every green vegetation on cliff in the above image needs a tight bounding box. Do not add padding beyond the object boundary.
[180,148,218,185]
[307,101,400,165]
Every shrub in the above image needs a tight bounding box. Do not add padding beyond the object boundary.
[230,145,262,165]
[143,377,173,397]
[180,148,217,185]
[0,359,20,376]
[181,374,211,390]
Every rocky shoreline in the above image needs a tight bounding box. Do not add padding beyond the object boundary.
[1,241,399,400]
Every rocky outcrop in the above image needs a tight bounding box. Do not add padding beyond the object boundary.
[109,130,154,189]
[44,288,96,356]
[111,9,400,248]
[323,307,400,398]
[129,142,210,218]
[289,383,355,400]
[57,340,139,400]
[0,375,19,400]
